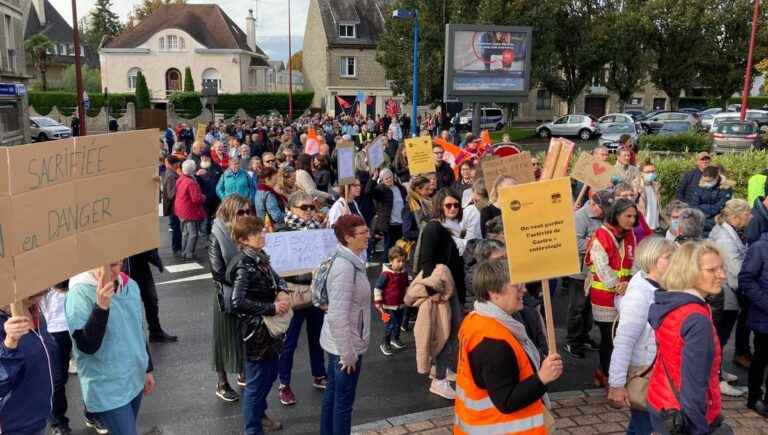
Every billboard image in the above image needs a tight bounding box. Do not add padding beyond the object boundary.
[444,25,532,99]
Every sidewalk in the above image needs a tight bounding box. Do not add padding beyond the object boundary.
[352,389,762,435]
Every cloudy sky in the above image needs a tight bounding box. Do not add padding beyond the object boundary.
[50,0,309,61]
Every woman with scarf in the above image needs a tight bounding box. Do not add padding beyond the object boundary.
[209,195,253,402]
[254,167,287,232]
[277,191,328,407]
[402,175,435,243]
[455,259,563,434]
[367,168,408,255]
[585,198,637,388]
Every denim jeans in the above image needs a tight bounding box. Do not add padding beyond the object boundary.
[180,219,202,258]
[626,409,652,435]
[49,331,98,429]
[321,354,362,435]
[243,357,279,435]
[383,308,404,342]
[94,392,142,435]
[169,214,182,253]
[278,306,326,386]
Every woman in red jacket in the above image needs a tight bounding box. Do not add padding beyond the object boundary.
[647,241,730,435]
[175,159,207,259]
[585,198,637,387]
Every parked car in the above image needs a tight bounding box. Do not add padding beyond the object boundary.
[458,107,506,131]
[727,104,741,112]
[641,112,695,134]
[699,108,724,116]
[597,113,635,129]
[679,107,702,114]
[598,122,640,151]
[30,116,72,141]
[623,109,646,120]
[712,121,763,153]
[536,114,598,140]
[711,110,768,133]
[657,121,692,136]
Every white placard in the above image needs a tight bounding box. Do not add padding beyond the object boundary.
[337,144,356,185]
[367,136,386,169]
[265,229,338,276]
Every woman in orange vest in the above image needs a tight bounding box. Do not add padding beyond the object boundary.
[455,259,563,435]
[585,198,637,388]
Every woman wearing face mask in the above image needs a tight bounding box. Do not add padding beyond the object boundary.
[634,159,662,231]
[691,166,733,235]
[585,198,637,388]
[664,200,689,241]
[709,198,752,398]
[367,168,407,255]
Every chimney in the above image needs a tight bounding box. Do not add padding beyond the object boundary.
[32,0,46,25]
[246,9,256,52]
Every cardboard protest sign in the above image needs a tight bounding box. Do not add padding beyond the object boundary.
[13,237,79,299]
[500,177,580,284]
[7,138,77,194]
[0,147,7,196]
[481,152,536,186]
[74,167,157,232]
[195,123,206,143]
[541,138,575,180]
[367,136,386,169]
[571,152,615,190]
[77,213,159,273]
[74,130,158,178]
[337,141,356,185]
[265,229,338,276]
[0,197,11,275]
[8,182,77,256]
[405,136,435,176]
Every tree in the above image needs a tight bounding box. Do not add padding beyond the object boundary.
[757,58,768,95]
[24,33,55,91]
[135,71,150,110]
[645,0,708,111]
[290,50,303,72]
[184,67,194,92]
[62,64,102,92]
[132,0,186,21]
[84,0,122,50]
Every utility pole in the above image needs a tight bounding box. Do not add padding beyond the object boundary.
[740,0,761,122]
[72,0,86,135]
[287,0,293,121]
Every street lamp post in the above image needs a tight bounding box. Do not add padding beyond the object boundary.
[393,9,419,137]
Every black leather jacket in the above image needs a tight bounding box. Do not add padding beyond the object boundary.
[228,249,284,360]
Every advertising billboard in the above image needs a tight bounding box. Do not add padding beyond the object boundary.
[444,24,532,100]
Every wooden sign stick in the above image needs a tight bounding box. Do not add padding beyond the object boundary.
[574,185,589,209]
[540,280,557,355]
[10,301,26,317]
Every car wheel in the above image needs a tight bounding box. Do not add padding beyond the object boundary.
[538,128,551,139]
[579,129,592,141]
[37,133,48,142]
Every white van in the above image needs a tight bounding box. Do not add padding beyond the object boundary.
[459,107,506,131]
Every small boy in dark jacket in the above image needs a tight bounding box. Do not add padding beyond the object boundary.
[374,246,411,356]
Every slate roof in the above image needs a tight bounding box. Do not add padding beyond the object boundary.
[104,4,266,57]
[317,0,391,48]
[25,0,99,67]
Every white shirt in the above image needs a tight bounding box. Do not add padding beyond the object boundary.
[328,197,360,226]
[39,289,68,333]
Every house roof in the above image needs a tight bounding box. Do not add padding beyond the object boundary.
[317,0,391,48]
[104,4,266,56]
[25,0,99,67]
[268,60,285,71]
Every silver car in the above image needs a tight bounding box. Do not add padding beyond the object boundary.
[536,114,598,140]
[30,116,72,141]
[598,122,639,151]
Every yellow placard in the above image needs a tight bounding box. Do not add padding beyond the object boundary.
[500,177,580,283]
[195,123,206,143]
[405,137,435,176]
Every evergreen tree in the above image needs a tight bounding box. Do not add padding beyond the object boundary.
[85,0,122,50]
[135,71,150,110]
[133,0,187,21]
[184,67,194,92]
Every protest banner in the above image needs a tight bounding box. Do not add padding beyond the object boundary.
[367,136,386,169]
[481,151,536,186]
[571,152,615,190]
[541,137,575,180]
[336,140,356,185]
[0,129,160,306]
[405,136,435,176]
[265,229,338,276]
[195,123,206,143]
[0,147,7,196]
[500,177,580,354]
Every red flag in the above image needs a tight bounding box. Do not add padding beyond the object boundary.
[365,95,374,106]
[336,95,351,109]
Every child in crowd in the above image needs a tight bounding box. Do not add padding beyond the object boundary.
[374,246,411,356]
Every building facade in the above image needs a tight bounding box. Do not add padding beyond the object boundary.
[100,5,270,103]
[0,0,30,145]
[302,0,398,118]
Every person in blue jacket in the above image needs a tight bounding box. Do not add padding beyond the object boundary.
[690,166,732,235]
[1,290,57,435]
[217,151,255,200]
[739,232,768,416]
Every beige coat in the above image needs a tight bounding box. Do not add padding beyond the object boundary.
[404,264,455,374]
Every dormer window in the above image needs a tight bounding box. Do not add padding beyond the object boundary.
[159,37,165,50]
[167,35,178,49]
[338,24,356,38]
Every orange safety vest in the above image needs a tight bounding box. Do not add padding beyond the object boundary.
[454,312,546,435]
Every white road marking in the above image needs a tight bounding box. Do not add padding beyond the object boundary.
[157,273,212,285]
[164,263,204,273]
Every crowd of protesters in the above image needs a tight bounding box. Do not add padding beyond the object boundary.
[7,107,768,435]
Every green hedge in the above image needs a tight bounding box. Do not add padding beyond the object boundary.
[678,96,768,110]
[638,132,712,153]
[28,92,137,118]
[169,91,314,118]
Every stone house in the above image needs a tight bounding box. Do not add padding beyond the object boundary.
[100,5,271,104]
[0,0,30,145]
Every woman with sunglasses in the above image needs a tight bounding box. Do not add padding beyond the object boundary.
[277,192,328,407]
[209,195,252,402]
[255,167,288,231]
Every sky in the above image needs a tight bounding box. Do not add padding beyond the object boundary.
[50,0,309,61]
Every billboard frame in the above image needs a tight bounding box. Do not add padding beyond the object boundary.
[443,24,533,102]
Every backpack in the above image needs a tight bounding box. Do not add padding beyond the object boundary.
[310,253,357,310]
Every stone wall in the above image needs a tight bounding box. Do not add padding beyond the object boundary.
[27,102,136,134]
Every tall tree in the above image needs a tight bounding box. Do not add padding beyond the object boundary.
[184,66,194,92]
[24,33,55,91]
[62,64,102,93]
[132,0,186,21]
[84,0,122,50]
[135,71,150,110]
[645,0,707,111]
[290,50,303,72]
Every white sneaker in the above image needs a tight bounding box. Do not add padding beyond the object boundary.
[429,366,456,381]
[68,358,77,375]
[429,378,456,400]
[720,380,746,397]
[722,370,738,383]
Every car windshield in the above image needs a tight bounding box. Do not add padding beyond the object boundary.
[602,123,635,134]
[35,118,61,127]
[717,122,756,135]
[660,122,690,132]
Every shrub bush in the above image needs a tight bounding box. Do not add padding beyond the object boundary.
[638,132,712,153]
[169,91,314,118]
[678,96,768,109]
[28,92,136,118]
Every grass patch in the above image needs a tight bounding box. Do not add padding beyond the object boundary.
[490,128,536,142]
